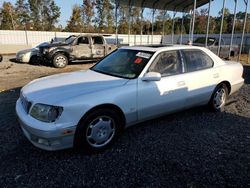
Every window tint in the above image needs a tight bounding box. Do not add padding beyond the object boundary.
[182,50,213,72]
[92,36,104,44]
[149,51,183,77]
[78,37,89,44]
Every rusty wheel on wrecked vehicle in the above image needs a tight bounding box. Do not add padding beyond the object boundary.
[53,53,68,68]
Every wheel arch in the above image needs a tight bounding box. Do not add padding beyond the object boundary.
[218,81,231,94]
[49,48,70,61]
[51,50,70,60]
[209,81,231,103]
[77,103,126,128]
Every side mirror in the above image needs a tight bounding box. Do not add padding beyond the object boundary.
[142,72,161,82]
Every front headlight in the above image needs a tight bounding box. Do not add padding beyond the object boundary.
[30,103,63,123]
[17,53,24,58]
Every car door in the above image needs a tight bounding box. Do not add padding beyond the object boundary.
[91,36,105,58]
[137,50,188,121]
[71,36,91,59]
[181,49,221,107]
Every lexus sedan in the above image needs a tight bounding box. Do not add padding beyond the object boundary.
[16,45,244,152]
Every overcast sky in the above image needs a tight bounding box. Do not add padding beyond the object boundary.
[1,0,249,27]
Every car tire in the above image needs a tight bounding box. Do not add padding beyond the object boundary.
[209,83,228,112]
[53,53,68,68]
[0,55,2,62]
[74,109,123,153]
[29,55,38,65]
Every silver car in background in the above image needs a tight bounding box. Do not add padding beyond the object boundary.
[16,42,49,63]
[16,37,66,63]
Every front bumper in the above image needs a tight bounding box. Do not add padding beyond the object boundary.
[16,53,30,63]
[16,99,76,151]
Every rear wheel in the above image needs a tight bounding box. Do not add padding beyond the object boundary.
[74,109,123,153]
[209,83,228,112]
[53,53,68,68]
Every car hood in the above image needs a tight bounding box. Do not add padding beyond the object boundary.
[17,48,33,55]
[41,42,68,48]
[22,70,129,104]
[17,48,39,55]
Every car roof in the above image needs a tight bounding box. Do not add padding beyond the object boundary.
[78,34,104,37]
[120,45,207,52]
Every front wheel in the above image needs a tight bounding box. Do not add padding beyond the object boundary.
[53,53,68,68]
[74,109,123,153]
[209,84,228,112]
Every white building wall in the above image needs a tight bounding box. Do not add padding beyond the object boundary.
[0,30,162,47]
[0,30,249,53]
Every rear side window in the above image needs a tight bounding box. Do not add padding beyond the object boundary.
[92,36,104,44]
[182,50,214,72]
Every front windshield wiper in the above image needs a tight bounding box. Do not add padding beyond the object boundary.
[91,68,131,79]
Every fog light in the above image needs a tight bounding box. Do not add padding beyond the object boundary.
[38,138,49,146]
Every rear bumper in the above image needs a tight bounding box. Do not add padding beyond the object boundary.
[230,78,244,95]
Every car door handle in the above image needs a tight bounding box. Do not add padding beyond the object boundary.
[177,81,186,87]
[213,73,219,78]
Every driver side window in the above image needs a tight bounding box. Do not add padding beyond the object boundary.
[149,50,183,77]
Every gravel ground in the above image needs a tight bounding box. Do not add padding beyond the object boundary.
[0,56,250,187]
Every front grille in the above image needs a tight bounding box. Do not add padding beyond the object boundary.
[20,93,31,113]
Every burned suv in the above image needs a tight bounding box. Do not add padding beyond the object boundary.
[38,35,117,68]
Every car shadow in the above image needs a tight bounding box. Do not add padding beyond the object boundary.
[9,58,18,63]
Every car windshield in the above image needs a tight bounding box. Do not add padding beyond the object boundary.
[65,36,77,44]
[91,49,154,79]
[194,37,215,45]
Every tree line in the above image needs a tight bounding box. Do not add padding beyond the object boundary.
[0,0,60,31]
[0,0,249,35]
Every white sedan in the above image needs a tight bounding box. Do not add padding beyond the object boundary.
[16,45,244,152]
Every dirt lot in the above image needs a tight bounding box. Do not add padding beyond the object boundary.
[0,56,250,187]
[0,55,94,91]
